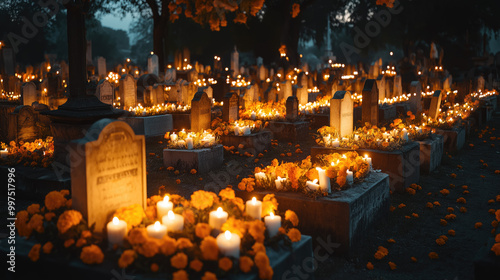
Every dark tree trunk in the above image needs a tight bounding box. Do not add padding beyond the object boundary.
[153,17,165,71]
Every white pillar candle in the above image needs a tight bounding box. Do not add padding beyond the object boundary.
[323,135,331,147]
[254,172,266,182]
[382,132,389,139]
[364,155,372,171]
[216,231,241,259]
[264,212,281,237]
[306,179,320,191]
[234,125,240,136]
[331,138,340,148]
[147,221,167,239]
[156,196,173,219]
[162,210,184,232]
[242,126,251,135]
[402,129,409,141]
[107,217,127,245]
[346,170,354,185]
[170,133,178,142]
[177,140,186,149]
[251,111,256,120]
[274,176,286,190]
[354,134,359,141]
[209,207,228,230]
[0,149,7,158]
[245,197,262,220]
[186,137,193,150]
[316,167,331,193]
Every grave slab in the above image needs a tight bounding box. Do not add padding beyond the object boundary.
[435,126,465,153]
[417,134,444,174]
[122,114,173,137]
[311,142,420,192]
[237,172,390,254]
[163,144,223,173]
[220,131,272,155]
[267,121,309,142]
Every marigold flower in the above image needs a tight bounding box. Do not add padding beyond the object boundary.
[42,241,53,254]
[176,179,181,184]
[64,239,75,248]
[426,202,434,209]
[366,261,374,270]
[176,238,194,250]
[433,201,441,206]
[160,236,177,256]
[118,250,137,268]
[447,207,454,213]
[248,220,266,243]
[76,238,87,247]
[493,221,499,228]
[287,228,301,242]
[200,236,219,260]
[195,223,211,239]
[167,166,175,171]
[412,213,419,218]
[28,244,41,262]
[411,257,417,262]
[150,263,159,272]
[285,210,299,227]
[80,245,104,265]
[488,199,495,204]
[450,173,457,178]
[171,252,188,269]
[44,212,56,222]
[440,189,450,196]
[428,252,439,259]
[460,207,467,213]
[436,238,446,246]
[445,214,456,220]
[191,190,215,210]
[173,270,188,280]
[387,238,396,243]
[448,229,456,236]
[219,187,235,200]
[388,261,397,270]
[440,219,447,226]
[28,214,44,233]
[45,191,67,211]
[190,169,197,174]
[495,234,500,243]
[57,210,82,234]
[201,271,217,280]
[398,203,406,208]
[390,206,396,212]
[218,257,233,271]
[457,197,466,204]
[113,204,146,229]
[137,238,160,257]
[190,259,203,272]
[174,170,180,175]
[27,204,40,215]
[240,256,254,273]
[406,188,416,195]
[491,243,500,256]
[475,222,483,229]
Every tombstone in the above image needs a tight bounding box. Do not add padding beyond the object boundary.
[264,86,277,103]
[188,69,198,82]
[86,41,93,66]
[2,48,15,75]
[298,72,308,88]
[165,67,176,82]
[283,80,292,100]
[258,65,267,81]
[376,75,386,102]
[302,62,309,73]
[147,53,159,76]
[330,91,354,137]
[147,84,165,105]
[97,57,106,78]
[69,119,147,233]
[296,85,308,105]
[362,79,379,125]
[393,75,402,97]
[191,91,212,132]
[428,90,443,120]
[442,75,452,91]
[95,80,113,105]
[243,85,254,107]
[286,96,299,121]
[231,47,239,77]
[476,76,485,92]
[119,74,137,109]
[184,81,194,105]
[385,76,394,99]
[223,92,239,122]
[202,86,213,99]
[137,74,160,105]
[409,81,422,114]
[12,106,39,142]
[256,57,264,66]
[22,82,37,106]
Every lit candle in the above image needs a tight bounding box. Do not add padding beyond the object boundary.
[0,149,7,158]
[331,138,340,148]
[147,221,167,239]
[156,196,173,219]
[106,217,127,245]
[402,128,409,141]
[251,111,256,120]
[274,176,286,190]
[170,132,178,142]
[216,230,241,258]
[234,125,240,136]
[316,167,331,193]
[186,137,193,150]
[242,126,251,135]
[306,179,320,191]
[264,212,281,237]
[323,135,331,147]
[162,210,184,232]
[245,197,262,220]
[354,134,359,141]
[346,170,354,185]
[364,155,372,171]
[177,140,186,149]
[209,207,228,230]
[382,132,389,139]
[254,172,266,182]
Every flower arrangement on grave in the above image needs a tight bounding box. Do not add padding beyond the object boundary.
[299,96,330,115]
[245,153,370,196]
[314,122,411,151]
[164,129,218,150]
[0,137,54,167]
[211,118,265,137]
[128,103,191,116]
[16,188,303,280]
[240,101,286,121]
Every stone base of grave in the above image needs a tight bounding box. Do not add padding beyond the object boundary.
[473,238,500,280]
[311,142,420,192]
[417,134,444,174]
[163,144,223,173]
[0,234,313,280]
[122,114,173,137]
[219,131,272,155]
[395,102,410,117]
[435,126,465,153]
[378,104,396,123]
[0,165,71,196]
[236,172,390,254]
[308,114,329,128]
[267,121,310,141]
[172,113,191,130]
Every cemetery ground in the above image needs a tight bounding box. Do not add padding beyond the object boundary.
[2,115,499,279]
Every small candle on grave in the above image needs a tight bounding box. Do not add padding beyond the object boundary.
[234,124,240,136]
[177,140,186,149]
[316,167,331,193]
[147,221,167,239]
[156,195,173,219]
[254,172,266,182]
[186,136,193,150]
[332,138,340,148]
[346,170,354,185]
[242,126,251,135]
[382,132,389,139]
[306,179,320,191]
[354,134,359,141]
[251,111,256,120]
[274,176,286,190]
[264,212,281,237]
[0,149,7,158]
[170,132,178,142]
[162,210,184,232]
[245,197,262,220]
[364,154,372,170]
[209,207,228,230]
[323,135,331,147]
[216,230,241,258]
[402,128,409,141]
[107,217,127,245]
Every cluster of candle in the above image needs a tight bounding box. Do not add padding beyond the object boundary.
[193,78,217,87]
[242,101,286,121]
[299,98,331,114]
[230,76,251,87]
[0,91,20,101]
[128,103,190,116]
[378,95,410,105]
[167,129,217,149]
[233,120,258,135]
[341,75,355,80]
[177,64,193,71]
[307,86,320,93]
[470,90,497,99]
[106,72,121,84]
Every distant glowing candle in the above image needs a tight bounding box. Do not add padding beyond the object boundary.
[264,212,281,237]
[162,210,184,232]
[251,111,256,120]
[216,230,241,258]
[246,197,262,220]
[107,217,127,245]
[147,221,167,239]
[209,207,228,230]
[0,149,7,158]
[156,196,173,219]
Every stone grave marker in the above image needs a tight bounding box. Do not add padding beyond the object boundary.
[296,85,308,105]
[476,75,485,92]
[191,91,212,132]
[443,75,452,91]
[223,92,239,122]
[264,86,277,103]
[385,76,394,99]
[22,82,37,106]
[70,119,147,233]
[394,75,402,97]
[97,57,106,78]
[409,81,422,114]
[119,74,137,109]
[96,79,113,105]
[330,91,354,137]
[13,105,39,142]
[137,74,160,105]
[165,67,176,82]
[428,90,443,120]
[283,80,292,100]
[148,53,159,76]
[362,79,379,125]
[231,47,239,77]
[286,96,299,121]
[258,65,267,81]
[376,75,386,102]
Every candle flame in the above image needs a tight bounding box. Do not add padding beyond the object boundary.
[252,197,257,203]
[217,207,224,217]
[168,210,175,219]
[112,217,119,225]
[313,179,318,184]
[225,230,232,240]
[364,154,368,159]
[270,212,274,218]
[315,167,323,171]
[164,196,169,203]
[154,221,161,230]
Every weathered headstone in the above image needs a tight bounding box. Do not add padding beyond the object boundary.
[258,65,267,81]
[165,67,176,82]
[393,75,402,97]
[443,75,452,91]
[147,54,159,76]
[97,57,107,78]
[223,92,239,122]
[283,80,292,100]
[70,119,147,233]
[231,47,239,77]
[296,85,308,105]
[286,96,299,121]
[13,106,38,142]
[191,91,212,132]
[22,82,37,106]
[428,90,443,120]
[330,91,354,137]
[409,81,422,114]
[264,86,277,103]
[476,75,485,92]
[96,79,113,105]
[362,79,379,125]
[376,75,386,102]
[2,48,15,75]
[119,74,137,109]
